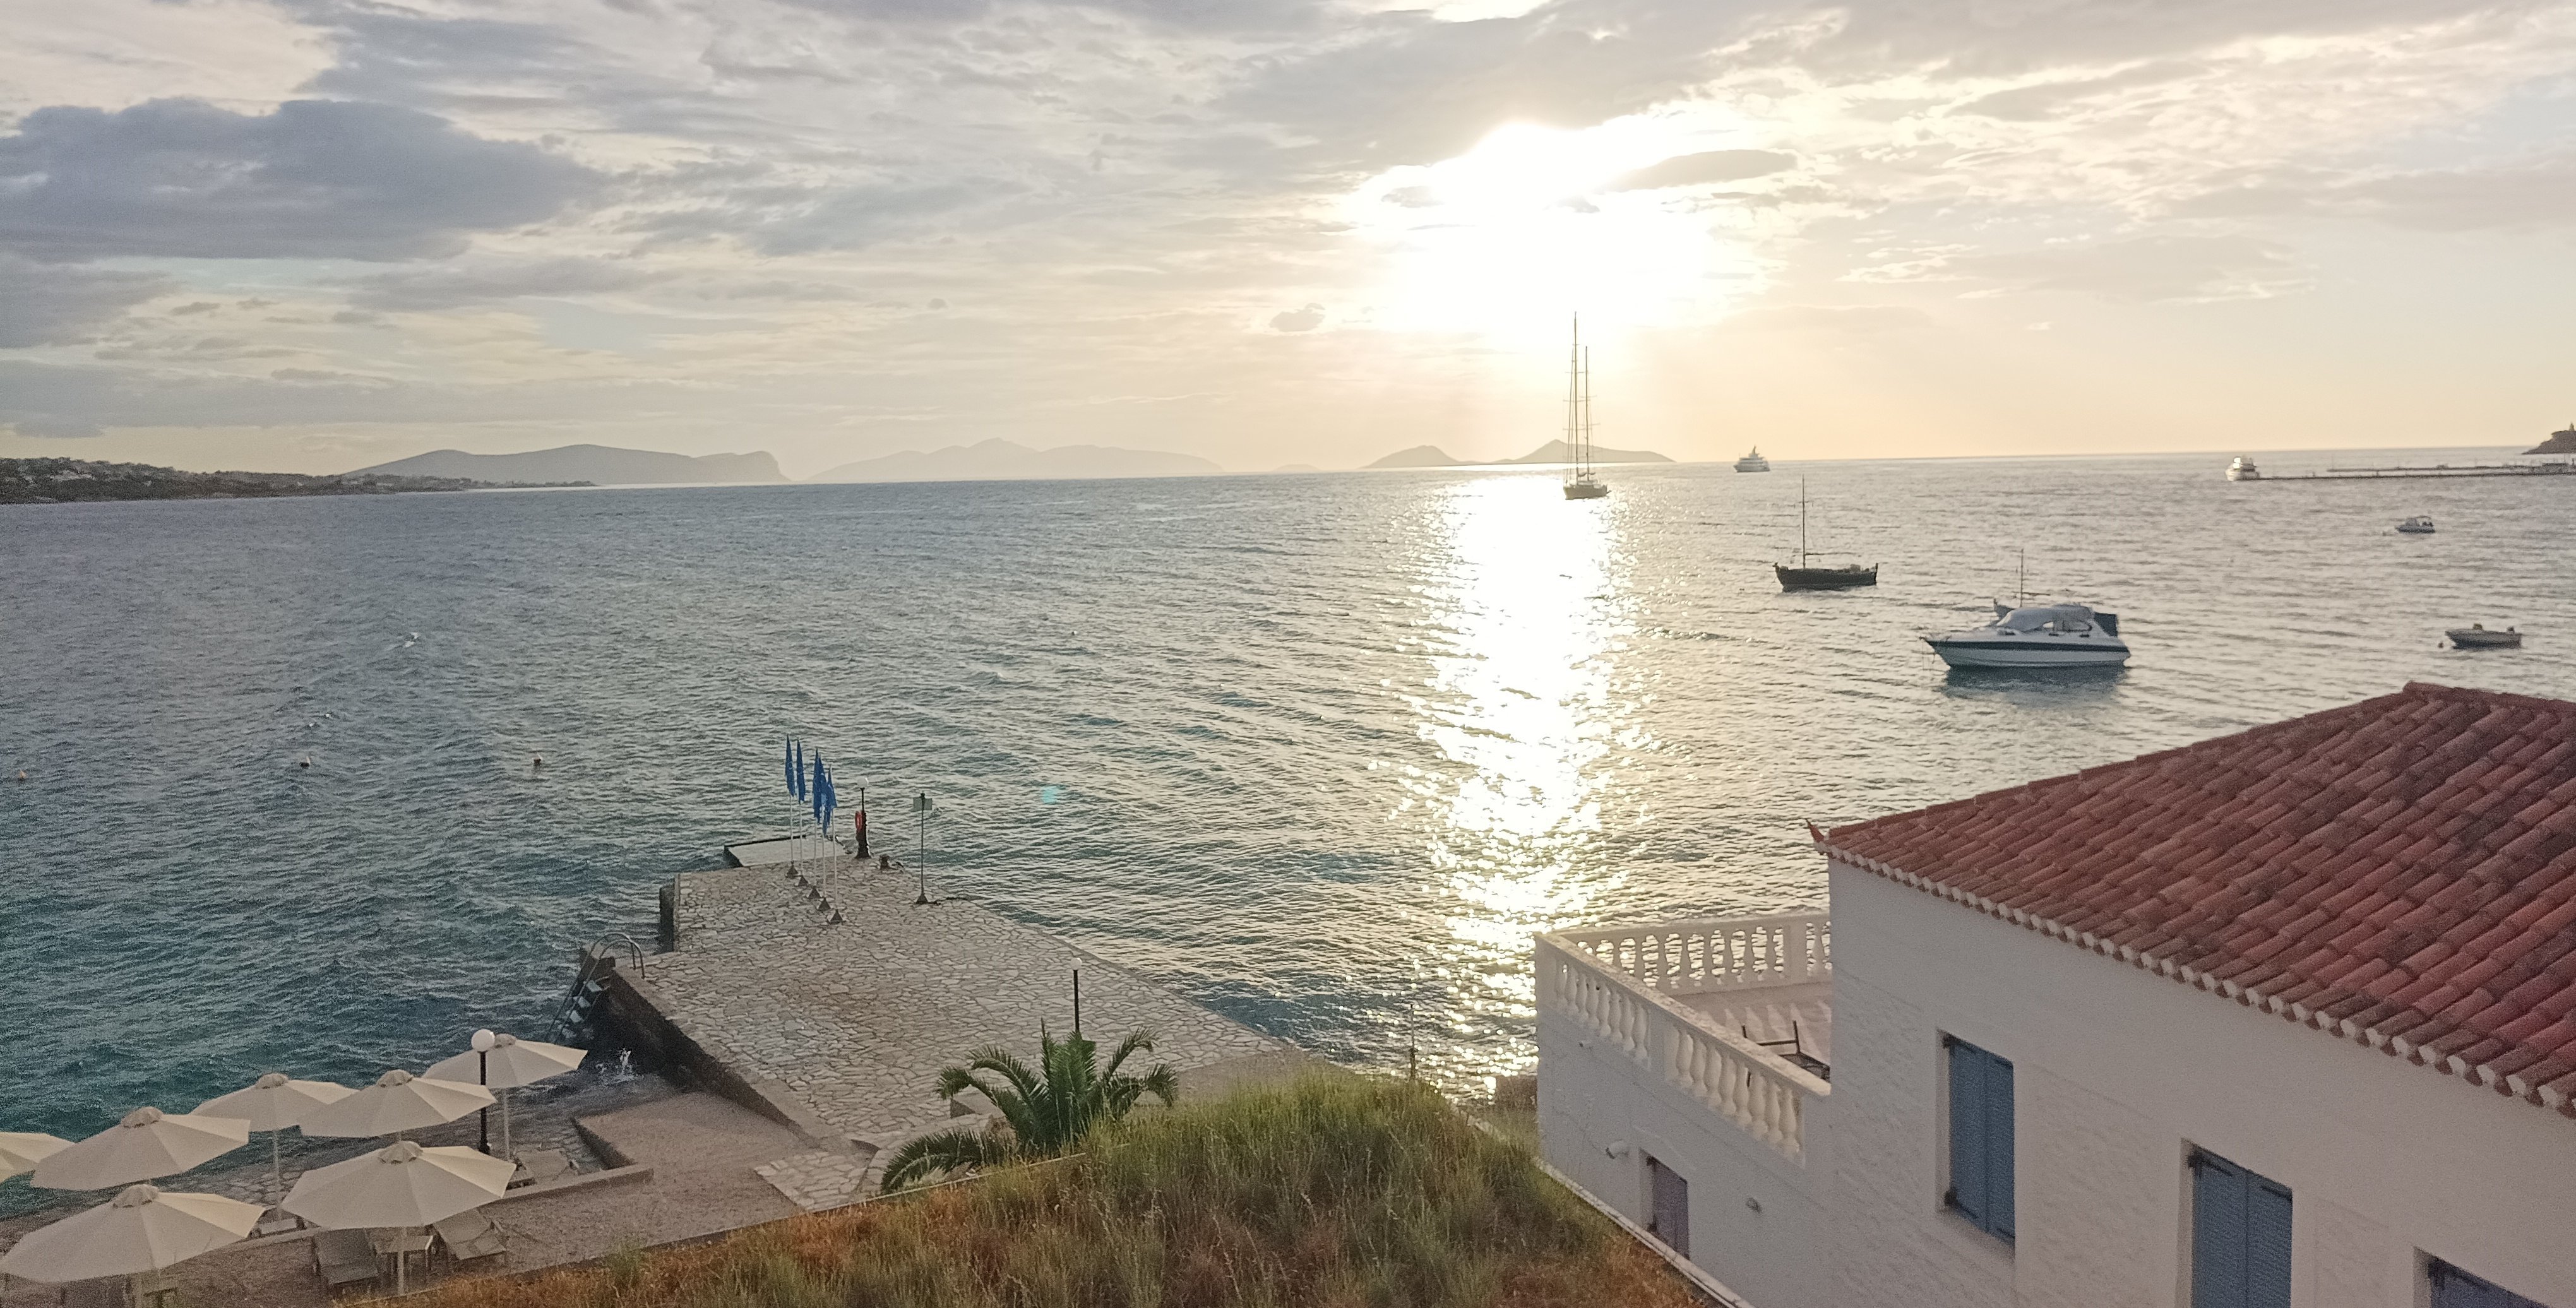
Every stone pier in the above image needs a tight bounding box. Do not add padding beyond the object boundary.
[592,845,1302,1210]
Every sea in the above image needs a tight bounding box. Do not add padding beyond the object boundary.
[6,449,2575,1179]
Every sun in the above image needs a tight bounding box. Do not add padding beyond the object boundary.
[1344,117,1768,342]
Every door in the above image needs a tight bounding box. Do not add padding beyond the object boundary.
[1647,1155,1690,1259]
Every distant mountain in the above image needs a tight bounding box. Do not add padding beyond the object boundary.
[1367,446,1460,468]
[349,444,785,485]
[806,439,1222,484]
[1506,440,1673,465]
[4,458,517,504]
[2526,425,2576,455]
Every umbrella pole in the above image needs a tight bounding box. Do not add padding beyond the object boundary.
[270,1129,283,1204]
[501,1087,512,1160]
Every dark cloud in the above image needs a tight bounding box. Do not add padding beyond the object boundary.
[1608,150,1796,191]
[0,98,599,263]
[0,259,172,348]
[0,359,702,433]
[344,258,662,311]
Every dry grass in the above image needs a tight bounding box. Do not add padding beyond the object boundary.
[408,1074,1699,1308]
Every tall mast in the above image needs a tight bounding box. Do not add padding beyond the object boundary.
[1565,314,1581,465]
[1799,477,1809,564]
[1580,345,1594,479]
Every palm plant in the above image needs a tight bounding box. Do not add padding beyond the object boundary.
[879,1026,1178,1192]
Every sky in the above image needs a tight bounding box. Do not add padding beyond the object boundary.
[1,0,2572,477]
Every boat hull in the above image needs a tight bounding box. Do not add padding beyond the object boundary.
[1735,461,1769,473]
[1563,481,1609,499]
[1777,564,1877,591]
[2448,630,2522,648]
[1926,638,2130,669]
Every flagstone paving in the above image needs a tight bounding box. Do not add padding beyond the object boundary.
[639,850,1296,1210]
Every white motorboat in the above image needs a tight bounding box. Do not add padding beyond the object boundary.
[1736,448,1771,472]
[2226,456,2261,481]
[2397,515,2435,534]
[2448,624,2521,649]
[1926,602,2130,669]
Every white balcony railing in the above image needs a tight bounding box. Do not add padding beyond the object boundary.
[1554,912,1829,998]
[1537,914,1831,1162]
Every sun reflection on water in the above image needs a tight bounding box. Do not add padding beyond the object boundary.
[1404,473,1644,1079]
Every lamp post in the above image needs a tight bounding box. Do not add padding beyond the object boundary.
[471,1029,496,1155]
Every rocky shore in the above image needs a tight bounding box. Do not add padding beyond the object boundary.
[0,458,580,504]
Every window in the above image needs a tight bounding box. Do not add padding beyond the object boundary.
[1943,1037,2013,1241]
[2190,1150,2291,1308]
[2431,1258,2555,1308]
[1645,1155,1690,1258]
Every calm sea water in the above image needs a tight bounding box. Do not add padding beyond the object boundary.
[6,450,2575,1158]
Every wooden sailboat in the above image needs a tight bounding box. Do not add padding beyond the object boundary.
[1774,478,1876,590]
[1563,316,1607,500]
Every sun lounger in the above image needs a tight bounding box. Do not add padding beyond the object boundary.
[431,1209,508,1266]
[313,1227,378,1290]
[510,1148,569,1187]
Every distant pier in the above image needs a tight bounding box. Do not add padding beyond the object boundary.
[2238,461,2576,482]
[585,842,1304,1211]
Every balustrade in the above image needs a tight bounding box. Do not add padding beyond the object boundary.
[1554,912,1828,996]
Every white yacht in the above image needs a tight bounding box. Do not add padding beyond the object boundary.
[1926,602,2130,669]
[1736,448,1771,472]
[2226,456,2261,481]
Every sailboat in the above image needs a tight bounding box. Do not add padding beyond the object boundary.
[1774,478,1877,590]
[1562,316,1607,500]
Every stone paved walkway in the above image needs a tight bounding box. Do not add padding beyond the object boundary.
[649,853,1291,1208]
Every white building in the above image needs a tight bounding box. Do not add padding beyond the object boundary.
[1539,683,2576,1308]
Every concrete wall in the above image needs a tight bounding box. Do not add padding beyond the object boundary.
[1827,859,2576,1308]
[1538,1001,1833,1308]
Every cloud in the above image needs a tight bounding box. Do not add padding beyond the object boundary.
[0,258,173,348]
[1270,302,1325,331]
[343,258,663,311]
[1941,235,2305,302]
[0,98,599,263]
[1607,150,1797,191]
[2181,152,2576,231]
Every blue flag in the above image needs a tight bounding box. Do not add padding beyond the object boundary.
[820,764,837,829]
[810,752,826,826]
[784,737,796,794]
[793,739,806,801]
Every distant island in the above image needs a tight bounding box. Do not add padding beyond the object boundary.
[350,444,785,485]
[1,458,543,505]
[2525,424,2576,456]
[1366,441,1674,469]
[808,439,1222,484]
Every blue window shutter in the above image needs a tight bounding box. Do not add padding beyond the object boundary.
[1984,1053,2015,1239]
[1948,1041,1988,1228]
[2192,1155,2249,1308]
[2246,1179,2292,1308]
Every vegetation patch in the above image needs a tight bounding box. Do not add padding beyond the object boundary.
[414,1074,1700,1308]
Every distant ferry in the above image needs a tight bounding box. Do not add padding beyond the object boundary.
[2227,456,2261,481]
[1736,448,1771,473]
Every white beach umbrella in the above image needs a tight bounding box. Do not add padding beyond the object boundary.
[31,1109,249,1192]
[281,1139,511,1293]
[194,1073,355,1199]
[424,1032,585,1158]
[280,1140,513,1230]
[295,1069,492,1141]
[0,1132,71,1180]
[0,1184,262,1285]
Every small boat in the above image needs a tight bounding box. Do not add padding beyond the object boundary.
[2448,624,2522,649]
[2397,516,2435,534]
[1926,602,2130,669]
[1561,316,1607,501]
[1775,479,1876,590]
[1736,448,1771,473]
[2226,456,2261,481]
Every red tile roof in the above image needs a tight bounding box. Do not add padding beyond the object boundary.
[1822,683,2576,1118]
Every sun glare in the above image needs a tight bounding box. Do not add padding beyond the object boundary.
[1347,117,1767,340]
